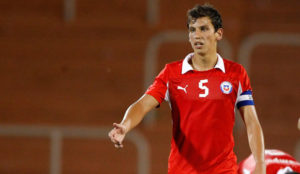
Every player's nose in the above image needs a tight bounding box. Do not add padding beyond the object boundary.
[193,30,202,39]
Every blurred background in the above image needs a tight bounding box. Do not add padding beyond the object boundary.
[0,0,299,173]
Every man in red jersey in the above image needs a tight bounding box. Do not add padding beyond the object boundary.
[238,149,300,174]
[109,4,266,174]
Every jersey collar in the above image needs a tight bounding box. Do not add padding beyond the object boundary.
[181,53,225,74]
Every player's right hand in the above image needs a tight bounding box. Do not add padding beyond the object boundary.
[108,123,127,148]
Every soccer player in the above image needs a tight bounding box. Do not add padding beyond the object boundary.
[238,149,300,174]
[109,4,266,174]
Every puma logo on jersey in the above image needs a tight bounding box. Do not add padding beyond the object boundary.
[177,85,188,94]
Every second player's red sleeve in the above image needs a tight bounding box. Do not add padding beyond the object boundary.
[238,150,300,174]
[145,64,169,104]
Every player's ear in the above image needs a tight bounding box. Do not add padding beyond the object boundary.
[215,28,223,41]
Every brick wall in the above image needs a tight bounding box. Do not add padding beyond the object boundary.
[0,0,299,173]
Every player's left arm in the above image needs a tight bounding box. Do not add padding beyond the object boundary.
[239,105,266,174]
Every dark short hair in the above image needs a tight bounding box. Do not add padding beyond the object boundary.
[285,172,300,174]
[187,4,223,32]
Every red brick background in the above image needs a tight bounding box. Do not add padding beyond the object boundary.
[0,0,299,173]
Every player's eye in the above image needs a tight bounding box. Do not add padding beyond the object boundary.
[200,26,208,31]
[189,27,195,32]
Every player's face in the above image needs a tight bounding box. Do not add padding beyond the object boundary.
[188,17,223,55]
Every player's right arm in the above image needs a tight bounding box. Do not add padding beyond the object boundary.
[108,94,159,148]
[109,64,169,148]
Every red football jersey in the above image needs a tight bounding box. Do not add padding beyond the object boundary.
[146,53,254,174]
[238,149,300,174]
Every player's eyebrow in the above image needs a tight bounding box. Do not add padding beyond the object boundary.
[198,24,209,28]
[189,24,209,31]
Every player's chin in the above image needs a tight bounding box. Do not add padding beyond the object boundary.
[194,49,206,55]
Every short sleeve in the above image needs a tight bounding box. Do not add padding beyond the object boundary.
[236,65,255,109]
[145,65,169,104]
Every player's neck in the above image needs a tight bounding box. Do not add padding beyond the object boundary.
[191,51,218,71]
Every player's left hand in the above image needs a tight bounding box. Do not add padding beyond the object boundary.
[253,162,266,174]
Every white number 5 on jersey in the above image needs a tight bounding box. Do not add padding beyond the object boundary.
[199,79,209,97]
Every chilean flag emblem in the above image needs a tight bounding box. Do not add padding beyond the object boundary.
[220,81,233,94]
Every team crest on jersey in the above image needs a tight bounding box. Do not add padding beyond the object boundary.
[220,81,233,94]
